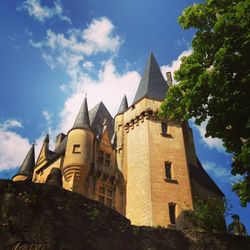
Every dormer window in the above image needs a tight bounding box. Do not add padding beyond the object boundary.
[98,151,111,166]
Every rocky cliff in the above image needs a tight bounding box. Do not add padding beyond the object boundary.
[0,180,249,250]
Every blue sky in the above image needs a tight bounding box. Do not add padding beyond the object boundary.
[0,0,249,232]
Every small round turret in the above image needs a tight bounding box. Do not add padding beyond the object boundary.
[63,97,94,195]
[12,144,35,182]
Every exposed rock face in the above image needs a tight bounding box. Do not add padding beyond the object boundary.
[0,180,249,250]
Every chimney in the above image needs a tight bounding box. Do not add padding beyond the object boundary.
[166,72,173,87]
[55,133,66,148]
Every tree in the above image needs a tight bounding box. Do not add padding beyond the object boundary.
[183,196,228,233]
[160,0,250,206]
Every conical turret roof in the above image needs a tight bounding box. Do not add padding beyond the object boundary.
[72,97,90,129]
[133,52,168,104]
[16,144,35,176]
[116,95,128,115]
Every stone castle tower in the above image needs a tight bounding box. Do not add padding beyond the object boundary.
[13,53,224,227]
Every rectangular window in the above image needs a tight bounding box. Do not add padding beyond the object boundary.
[169,203,176,224]
[165,162,172,179]
[161,122,168,135]
[72,144,81,154]
[98,185,114,208]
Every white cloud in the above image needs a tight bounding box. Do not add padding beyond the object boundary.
[0,120,31,171]
[30,17,123,85]
[191,118,225,153]
[82,17,122,54]
[202,161,242,185]
[58,60,140,133]
[0,119,23,130]
[82,61,94,71]
[176,37,190,48]
[161,49,192,84]
[18,0,71,23]
[42,110,52,123]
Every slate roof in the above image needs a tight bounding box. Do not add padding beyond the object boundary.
[133,52,168,105]
[116,95,128,116]
[89,101,114,139]
[72,97,90,129]
[16,144,35,177]
[189,158,224,197]
[54,136,68,155]
[46,102,114,162]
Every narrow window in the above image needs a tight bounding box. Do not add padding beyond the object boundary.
[72,144,81,154]
[161,122,168,135]
[165,162,172,179]
[169,203,176,224]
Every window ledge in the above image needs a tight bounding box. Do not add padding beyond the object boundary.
[164,178,178,184]
[161,133,173,138]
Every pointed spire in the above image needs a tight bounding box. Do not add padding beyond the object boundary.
[43,133,50,160]
[116,95,128,115]
[44,133,49,143]
[16,144,35,177]
[132,52,168,104]
[72,97,90,129]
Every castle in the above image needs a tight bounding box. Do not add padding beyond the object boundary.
[12,53,224,227]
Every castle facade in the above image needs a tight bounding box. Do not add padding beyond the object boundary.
[13,53,224,227]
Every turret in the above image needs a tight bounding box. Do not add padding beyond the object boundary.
[123,52,194,227]
[63,97,94,195]
[12,144,35,182]
[114,95,128,178]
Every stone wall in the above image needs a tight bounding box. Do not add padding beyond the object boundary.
[1,180,249,250]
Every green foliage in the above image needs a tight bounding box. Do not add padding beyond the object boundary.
[87,207,100,220]
[184,196,228,233]
[160,0,250,206]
